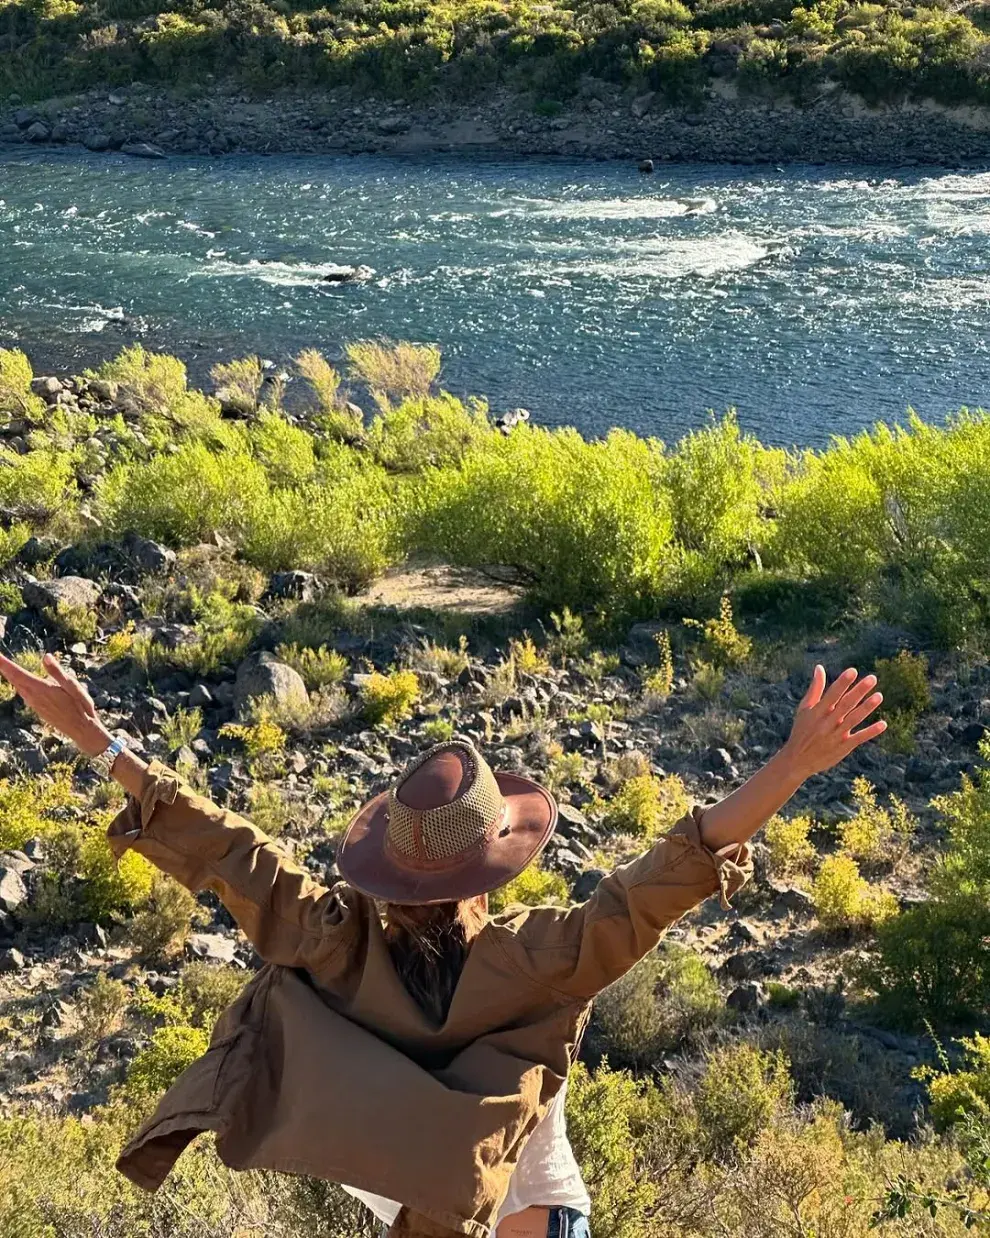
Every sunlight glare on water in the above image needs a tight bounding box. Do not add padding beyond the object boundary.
[1,150,988,446]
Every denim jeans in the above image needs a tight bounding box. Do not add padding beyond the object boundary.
[378,1210,590,1238]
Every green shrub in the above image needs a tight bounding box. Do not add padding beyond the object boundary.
[0,349,46,422]
[251,409,317,487]
[812,853,899,931]
[922,1033,990,1130]
[360,668,420,726]
[179,962,248,1031]
[211,355,263,415]
[566,1061,658,1238]
[347,339,441,407]
[366,393,492,472]
[694,1043,793,1159]
[591,944,722,1068]
[0,446,77,521]
[0,764,76,850]
[838,776,915,860]
[764,812,815,876]
[128,872,202,962]
[77,973,129,1046]
[160,707,204,752]
[276,642,349,690]
[125,1024,210,1103]
[93,343,189,415]
[683,594,753,670]
[295,348,343,413]
[0,582,24,616]
[930,737,990,898]
[246,781,291,835]
[79,821,156,920]
[862,893,990,1028]
[422,716,455,744]
[412,425,674,615]
[50,601,99,643]
[691,660,725,701]
[601,772,689,841]
[875,649,931,752]
[488,863,570,914]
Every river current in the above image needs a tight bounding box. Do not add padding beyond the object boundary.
[1,149,988,446]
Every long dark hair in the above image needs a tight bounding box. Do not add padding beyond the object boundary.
[383,900,487,1025]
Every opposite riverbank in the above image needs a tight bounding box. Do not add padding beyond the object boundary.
[5,80,990,165]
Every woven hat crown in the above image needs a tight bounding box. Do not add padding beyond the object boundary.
[385,741,506,869]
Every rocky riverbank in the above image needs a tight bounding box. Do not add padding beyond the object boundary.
[4,79,990,165]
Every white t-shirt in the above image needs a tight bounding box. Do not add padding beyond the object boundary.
[341,1080,591,1232]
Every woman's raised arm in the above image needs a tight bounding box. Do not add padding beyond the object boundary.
[0,652,360,976]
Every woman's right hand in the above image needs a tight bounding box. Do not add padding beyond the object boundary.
[0,652,113,758]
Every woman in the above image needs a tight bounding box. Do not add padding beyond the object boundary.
[0,652,884,1238]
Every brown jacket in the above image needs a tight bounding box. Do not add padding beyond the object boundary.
[107,762,753,1238]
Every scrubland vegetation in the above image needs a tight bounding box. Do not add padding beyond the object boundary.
[4,0,990,110]
[0,340,988,1232]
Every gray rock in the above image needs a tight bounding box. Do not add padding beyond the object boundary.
[21,747,49,775]
[377,116,411,135]
[0,947,26,972]
[13,108,39,128]
[186,932,237,964]
[0,867,26,914]
[729,919,761,944]
[235,651,308,714]
[120,531,175,574]
[0,851,34,876]
[572,868,605,902]
[631,92,656,119]
[557,803,588,834]
[721,951,758,981]
[638,158,654,174]
[83,131,112,152]
[30,376,63,400]
[188,682,214,709]
[134,697,169,734]
[726,981,767,1014]
[121,141,166,160]
[267,570,320,602]
[16,536,60,566]
[25,122,50,142]
[769,883,815,918]
[22,574,100,613]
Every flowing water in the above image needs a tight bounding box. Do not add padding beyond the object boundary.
[2,148,989,446]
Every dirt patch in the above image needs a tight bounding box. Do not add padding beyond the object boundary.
[356,563,527,617]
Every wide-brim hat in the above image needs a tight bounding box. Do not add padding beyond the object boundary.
[337,740,558,905]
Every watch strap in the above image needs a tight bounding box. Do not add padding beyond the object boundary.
[92,735,127,778]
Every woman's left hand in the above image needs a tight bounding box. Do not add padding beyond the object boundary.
[783,664,886,779]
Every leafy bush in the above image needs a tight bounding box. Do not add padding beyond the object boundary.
[50,601,99,643]
[275,642,349,690]
[863,893,990,1028]
[690,659,726,701]
[360,668,420,726]
[347,340,441,407]
[601,772,689,841]
[591,944,722,1068]
[764,812,815,876]
[251,410,318,487]
[0,446,77,521]
[128,872,202,962]
[220,709,287,775]
[211,355,263,415]
[0,349,46,422]
[0,764,76,850]
[179,962,248,1031]
[422,717,455,744]
[566,1061,658,1238]
[488,863,570,914]
[0,581,23,615]
[295,348,342,413]
[246,781,291,835]
[694,1043,793,1159]
[812,853,899,930]
[509,634,551,676]
[875,649,931,752]
[124,1024,211,1103]
[366,393,492,472]
[643,629,674,699]
[922,1033,990,1130]
[412,425,674,616]
[838,776,915,860]
[79,821,156,921]
[683,594,753,670]
[161,707,204,752]
[77,973,129,1046]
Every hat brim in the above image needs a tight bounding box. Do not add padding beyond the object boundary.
[336,772,558,906]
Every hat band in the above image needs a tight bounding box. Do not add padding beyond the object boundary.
[383,800,508,874]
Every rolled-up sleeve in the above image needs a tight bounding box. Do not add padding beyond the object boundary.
[510,807,753,1001]
[107,761,360,973]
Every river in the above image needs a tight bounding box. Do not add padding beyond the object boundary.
[1,149,988,447]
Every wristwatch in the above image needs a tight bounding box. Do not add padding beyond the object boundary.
[92,735,127,779]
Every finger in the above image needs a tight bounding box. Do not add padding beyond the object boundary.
[847,719,887,748]
[43,654,77,689]
[800,664,826,710]
[821,666,858,712]
[842,692,884,734]
[835,674,878,722]
[0,652,46,695]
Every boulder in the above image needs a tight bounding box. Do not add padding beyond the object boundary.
[188,682,214,709]
[121,141,166,160]
[83,131,112,152]
[631,92,656,119]
[187,932,237,964]
[22,574,100,613]
[0,947,26,973]
[0,866,27,915]
[726,982,767,1015]
[25,122,50,143]
[235,651,308,715]
[267,570,320,602]
[17,535,61,566]
[768,883,815,918]
[30,376,63,400]
[377,116,412,135]
[13,108,39,129]
[323,264,375,284]
[571,868,605,902]
[638,158,655,174]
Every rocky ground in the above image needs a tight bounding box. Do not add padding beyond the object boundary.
[4,78,990,165]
